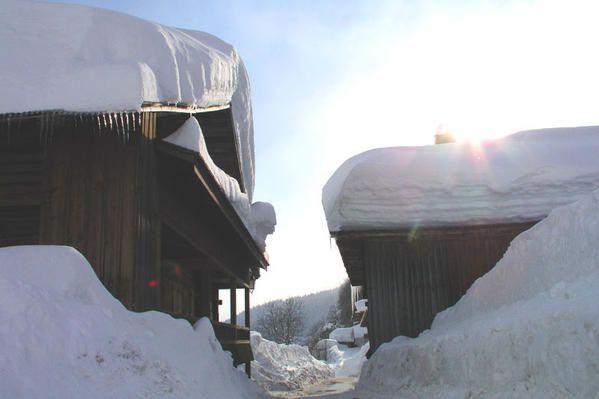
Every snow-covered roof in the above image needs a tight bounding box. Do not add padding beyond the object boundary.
[0,0,255,198]
[323,126,599,232]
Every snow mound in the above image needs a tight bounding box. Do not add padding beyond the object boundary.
[323,126,599,231]
[317,340,370,378]
[249,331,333,392]
[163,117,275,250]
[0,246,266,399]
[0,0,255,198]
[355,189,599,398]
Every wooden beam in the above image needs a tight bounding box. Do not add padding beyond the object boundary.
[212,286,220,322]
[230,286,237,325]
[159,185,250,289]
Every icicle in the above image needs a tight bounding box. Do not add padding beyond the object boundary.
[101,113,106,129]
[39,113,45,146]
[118,113,125,142]
[6,114,11,144]
[96,114,102,133]
[124,113,130,141]
[49,112,56,145]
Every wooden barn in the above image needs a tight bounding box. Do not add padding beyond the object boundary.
[0,0,276,376]
[323,128,599,354]
[0,107,270,373]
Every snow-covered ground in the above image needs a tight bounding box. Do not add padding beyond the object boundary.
[249,332,333,393]
[340,188,599,398]
[0,246,267,399]
[322,341,369,378]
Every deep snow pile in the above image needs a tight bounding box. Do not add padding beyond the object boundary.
[0,0,255,198]
[323,126,599,231]
[163,117,275,250]
[355,189,599,398]
[249,332,333,392]
[0,246,266,399]
[315,339,369,378]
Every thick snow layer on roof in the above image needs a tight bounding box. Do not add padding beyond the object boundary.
[323,126,599,231]
[0,0,255,197]
[163,117,275,251]
[0,245,267,399]
[351,189,599,398]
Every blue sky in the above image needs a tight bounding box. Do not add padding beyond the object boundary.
[51,0,599,309]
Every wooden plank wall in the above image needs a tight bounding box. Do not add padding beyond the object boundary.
[362,222,537,353]
[39,130,139,309]
[0,118,44,246]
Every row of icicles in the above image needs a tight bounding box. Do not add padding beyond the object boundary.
[0,111,145,146]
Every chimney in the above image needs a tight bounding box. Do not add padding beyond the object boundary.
[434,124,456,144]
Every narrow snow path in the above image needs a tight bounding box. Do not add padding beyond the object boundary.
[269,377,357,398]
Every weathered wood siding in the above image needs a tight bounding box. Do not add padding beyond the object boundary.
[344,222,537,353]
[39,130,142,309]
[0,117,45,246]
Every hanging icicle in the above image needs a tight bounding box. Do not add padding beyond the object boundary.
[39,112,45,146]
[6,114,11,144]
[124,113,130,141]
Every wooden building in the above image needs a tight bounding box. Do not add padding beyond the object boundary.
[0,107,267,374]
[323,128,599,355]
[333,221,536,354]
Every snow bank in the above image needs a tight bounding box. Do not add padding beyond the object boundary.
[355,189,599,398]
[0,246,266,399]
[323,126,599,231]
[0,0,255,197]
[317,340,370,378]
[249,331,333,392]
[163,117,275,250]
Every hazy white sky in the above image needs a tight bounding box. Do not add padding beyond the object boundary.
[55,0,599,311]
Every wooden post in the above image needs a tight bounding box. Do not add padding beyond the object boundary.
[230,285,237,325]
[245,287,251,378]
[211,286,220,322]
[244,288,250,328]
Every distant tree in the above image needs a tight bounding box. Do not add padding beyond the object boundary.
[336,279,353,327]
[255,297,305,344]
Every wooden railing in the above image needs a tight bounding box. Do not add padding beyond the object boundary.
[211,321,253,366]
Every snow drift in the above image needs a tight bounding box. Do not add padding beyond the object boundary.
[315,339,370,378]
[0,246,266,399]
[355,189,599,398]
[0,0,255,198]
[249,331,333,392]
[323,126,599,231]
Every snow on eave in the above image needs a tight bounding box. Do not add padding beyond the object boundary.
[323,126,599,232]
[161,117,274,263]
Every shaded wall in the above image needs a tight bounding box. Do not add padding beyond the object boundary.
[340,222,537,353]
